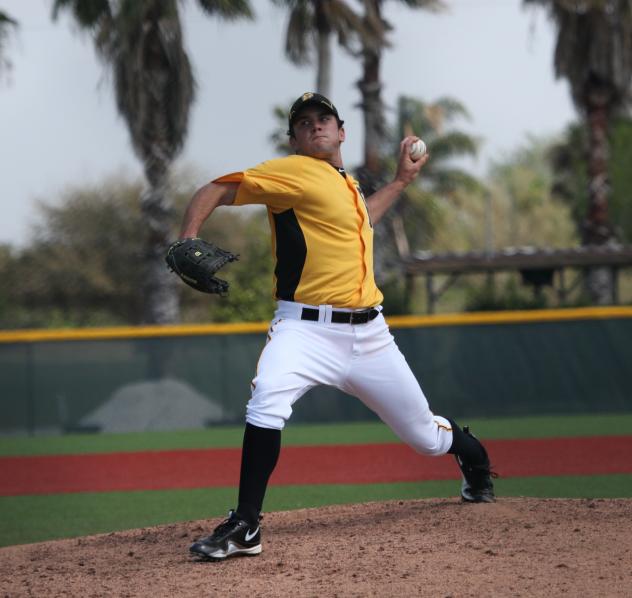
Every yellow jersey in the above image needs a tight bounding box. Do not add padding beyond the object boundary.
[214,155,383,308]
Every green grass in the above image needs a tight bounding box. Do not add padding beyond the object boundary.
[1,413,630,548]
[1,413,631,457]
[2,475,631,548]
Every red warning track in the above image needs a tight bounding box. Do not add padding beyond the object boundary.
[2,436,631,497]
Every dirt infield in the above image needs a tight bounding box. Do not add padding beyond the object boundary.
[3,436,632,495]
[1,497,630,597]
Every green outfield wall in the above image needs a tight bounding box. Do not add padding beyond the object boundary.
[1,307,631,436]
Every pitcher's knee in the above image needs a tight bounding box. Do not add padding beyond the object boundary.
[245,377,297,430]
[410,436,446,456]
[403,417,453,456]
[245,407,286,430]
[246,396,291,430]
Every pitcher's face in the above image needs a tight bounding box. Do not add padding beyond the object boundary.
[289,106,345,161]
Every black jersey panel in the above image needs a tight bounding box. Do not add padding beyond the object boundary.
[272,209,307,301]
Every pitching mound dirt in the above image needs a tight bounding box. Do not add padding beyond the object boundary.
[1,497,630,597]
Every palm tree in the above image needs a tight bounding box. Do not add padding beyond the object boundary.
[351,0,444,292]
[550,118,632,244]
[0,9,18,81]
[524,0,632,304]
[375,95,481,278]
[269,103,293,155]
[355,0,445,193]
[52,0,253,324]
[395,95,480,197]
[273,0,366,96]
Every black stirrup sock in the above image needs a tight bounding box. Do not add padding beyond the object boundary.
[446,418,487,465]
[236,423,281,526]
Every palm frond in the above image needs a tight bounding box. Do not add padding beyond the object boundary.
[429,168,485,194]
[0,10,18,26]
[70,0,192,172]
[397,96,471,139]
[524,0,632,110]
[284,1,313,65]
[430,96,471,121]
[281,0,371,64]
[269,103,293,155]
[360,0,392,52]
[386,95,483,201]
[52,0,112,28]
[327,0,388,55]
[0,9,19,78]
[394,0,447,12]
[426,131,480,161]
[195,0,254,20]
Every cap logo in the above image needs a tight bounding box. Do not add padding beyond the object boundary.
[321,99,334,111]
[302,92,314,102]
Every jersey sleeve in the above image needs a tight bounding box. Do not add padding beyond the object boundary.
[213,156,304,211]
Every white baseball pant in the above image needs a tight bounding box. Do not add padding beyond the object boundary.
[245,301,453,456]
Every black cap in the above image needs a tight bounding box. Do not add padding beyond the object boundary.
[287,92,343,135]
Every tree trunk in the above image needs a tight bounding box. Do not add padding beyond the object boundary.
[358,48,383,174]
[315,3,332,96]
[391,211,410,259]
[582,86,615,304]
[141,166,180,325]
[358,0,390,281]
[127,20,184,327]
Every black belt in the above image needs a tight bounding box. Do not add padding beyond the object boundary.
[300,307,380,324]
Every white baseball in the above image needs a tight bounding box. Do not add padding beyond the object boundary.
[409,139,427,161]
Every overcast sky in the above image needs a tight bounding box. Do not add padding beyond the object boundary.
[1,0,576,244]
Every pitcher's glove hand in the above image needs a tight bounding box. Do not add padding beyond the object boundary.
[165,238,238,295]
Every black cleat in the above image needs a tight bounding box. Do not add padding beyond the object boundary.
[189,511,262,561]
[455,427,497,503]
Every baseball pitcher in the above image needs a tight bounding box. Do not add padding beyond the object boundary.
[168,92,496,561]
